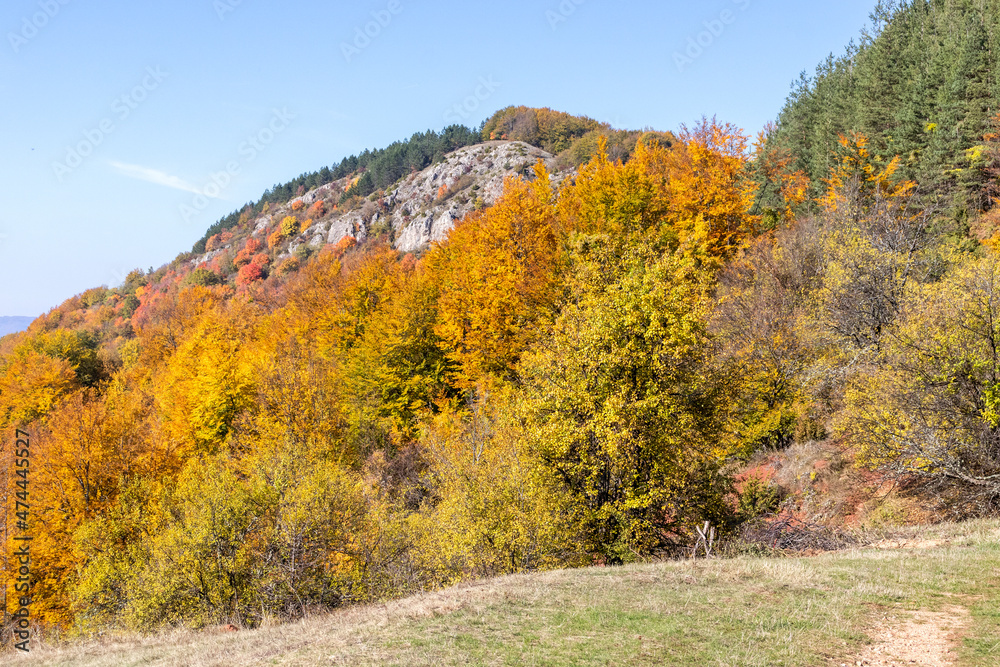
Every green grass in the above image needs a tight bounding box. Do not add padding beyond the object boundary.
[13,520,1000,666]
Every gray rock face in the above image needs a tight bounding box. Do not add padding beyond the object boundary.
[394,215,433,253]
[327,212,365,246]
[253,216,273,236]
[431,211,457,243]
[290,182,335,208]
[186,141,571,271]
[388,142,557,253]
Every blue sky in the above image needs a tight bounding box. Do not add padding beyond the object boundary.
[0,0,876,317]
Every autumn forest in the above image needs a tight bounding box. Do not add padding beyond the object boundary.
[5,0,1000,644]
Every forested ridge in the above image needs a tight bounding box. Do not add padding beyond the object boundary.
[5,1,1000,643]
[775,0,1000,226]
[191,106,646,255]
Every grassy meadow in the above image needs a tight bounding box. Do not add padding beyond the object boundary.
[10,521,1000,666]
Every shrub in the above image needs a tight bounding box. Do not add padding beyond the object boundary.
[308,201,326,218]
[736,477,781,522]
[234,238,263,267]
[187,268,222,287]
[276,257,300,276]
[236,262,266,287]
[331,236,357,257]
[281,216,300,237]
[293,244,314,261]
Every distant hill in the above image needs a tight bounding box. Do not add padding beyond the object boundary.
[191,107,663,255]
[0,316,34,336]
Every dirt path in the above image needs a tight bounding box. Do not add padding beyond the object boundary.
[843,605,970,666]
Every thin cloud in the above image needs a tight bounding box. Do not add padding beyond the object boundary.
[109,161,213,197]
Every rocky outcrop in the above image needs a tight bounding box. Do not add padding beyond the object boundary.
[301,141,559,254]
[326,213,367,246]
[386,142,557,252]
[189,141,569,270]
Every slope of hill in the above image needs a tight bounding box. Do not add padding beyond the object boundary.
[774,0,1000,224]
[14,520,1000,666]
[1,115,770,638]
[189,140,561,277]
[6,78,1000,649]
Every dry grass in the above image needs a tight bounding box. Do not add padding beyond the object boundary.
[9,520,1000,666]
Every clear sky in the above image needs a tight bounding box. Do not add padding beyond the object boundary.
[0,0,876,317]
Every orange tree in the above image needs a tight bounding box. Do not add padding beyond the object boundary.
[426,165,561,387]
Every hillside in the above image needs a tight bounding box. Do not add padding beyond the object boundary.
[13,520,1000,666]
[6,23,1000,649]
[774,0,1000,228]
[0,114,776,637]
[190,140,560,280]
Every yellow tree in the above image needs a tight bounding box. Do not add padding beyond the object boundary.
[815,133,929,352]
[520,248,736,562]
[415,390,586,585]
[24,385,156,626]
[0,352,76,430]
[236,322,351,470]
[153,299,258,456]
[341,262,460,444]
[132,285,227,369]
[556,120,758,260]
[656,119,758,258]
[279,243,399,359]
[554,136,662,239]
[713,223,824,455]
[427,165,560,386]
[273,243,409,453]
[842,255,1000,510]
